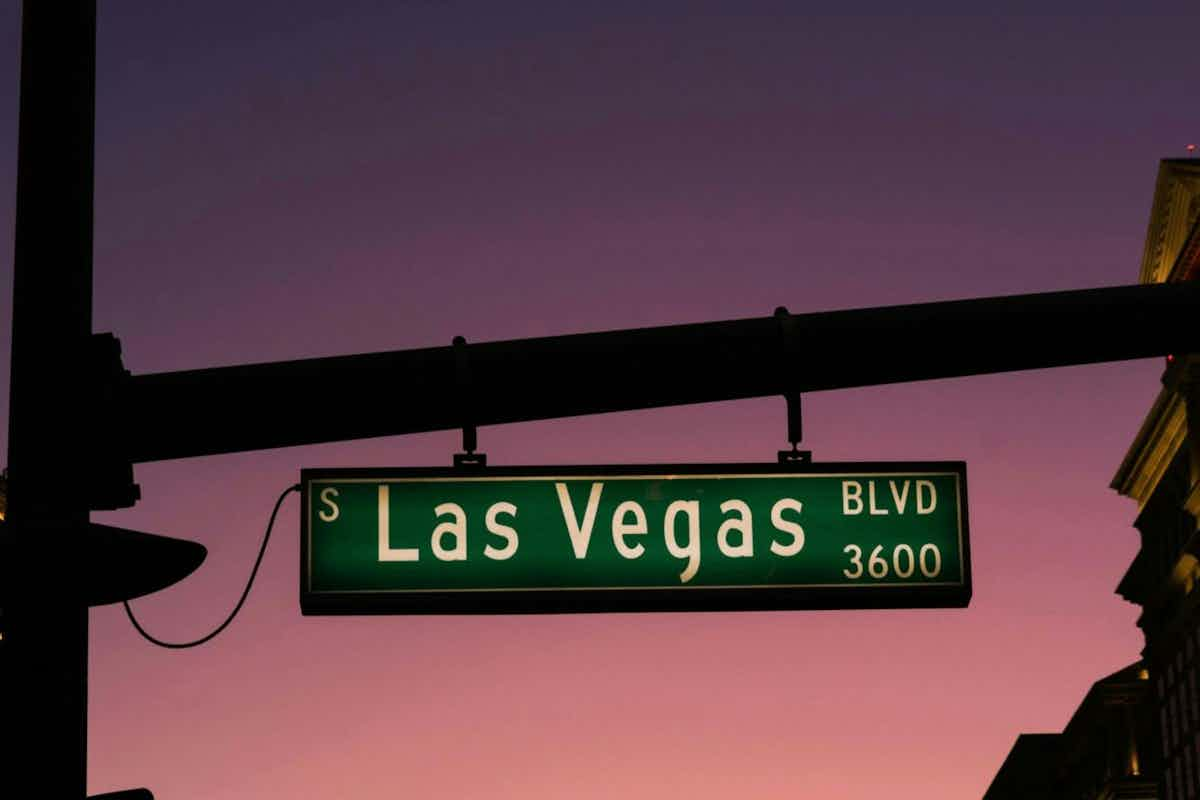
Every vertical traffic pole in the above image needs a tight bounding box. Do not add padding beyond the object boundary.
[3,1,97,797]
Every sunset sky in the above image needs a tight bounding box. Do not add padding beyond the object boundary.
[2,1,1199,797]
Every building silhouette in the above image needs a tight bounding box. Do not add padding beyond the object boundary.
[984,663,1159,799]
[1112,157,1200,800]
[986,157,1200,799]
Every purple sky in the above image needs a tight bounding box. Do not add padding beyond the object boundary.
[2,2,1199,797]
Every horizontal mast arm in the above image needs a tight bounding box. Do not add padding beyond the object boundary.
[125,281,1200,462]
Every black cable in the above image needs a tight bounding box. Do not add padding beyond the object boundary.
[124,483,300,649]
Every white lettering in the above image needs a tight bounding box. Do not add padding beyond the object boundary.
[717,499,754,558]
[484,502,518,561]
[843,481,863,515]
[919,543,942,576]
[770,498,805,557]
[843,544,863,578]
[377,485,418,562]
[318,487,340,523]
[868,481,888,515]
[663,500,700,583]
[556,482,603,558]
[431,502,467,561]
[917,480,937,514]
[611,501,647,559]
[888,480,910,514]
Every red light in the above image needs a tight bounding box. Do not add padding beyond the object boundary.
[1189,144,1198,153]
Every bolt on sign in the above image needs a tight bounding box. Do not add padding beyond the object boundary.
[301,463,970,614]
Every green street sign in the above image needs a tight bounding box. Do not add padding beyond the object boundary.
[301,463,970,614]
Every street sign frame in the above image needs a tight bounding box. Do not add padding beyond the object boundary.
[301,461,970,614]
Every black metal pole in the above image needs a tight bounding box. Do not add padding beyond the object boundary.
[126,280,1200,462]
[2,1,96,797]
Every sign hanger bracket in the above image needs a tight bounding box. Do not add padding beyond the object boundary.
[452,335,487,468]
[778,391,811,464]
[774,306,812,464]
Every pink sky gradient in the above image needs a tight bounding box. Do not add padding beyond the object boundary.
[2,2,1199,797]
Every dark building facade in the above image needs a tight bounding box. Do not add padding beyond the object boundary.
[986,157,1200,798]
[1113,157,1200,800]
[986,733,1062,799]
[984,663,1159,800]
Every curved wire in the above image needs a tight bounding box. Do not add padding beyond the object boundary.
[124,483,299,649]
